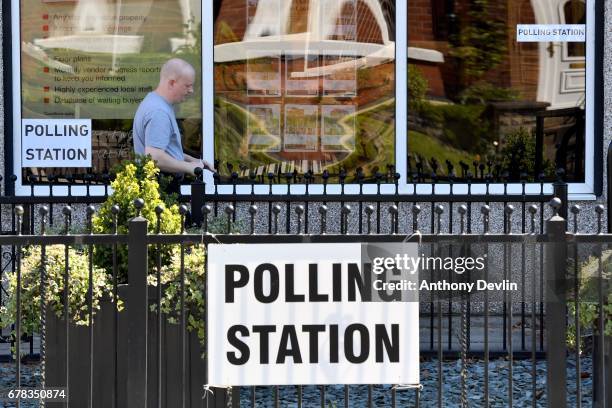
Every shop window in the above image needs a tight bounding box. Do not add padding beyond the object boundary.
[6,0,602,195]
[17,0,202,185]
[213,0,396,184]
[407,0,592,185]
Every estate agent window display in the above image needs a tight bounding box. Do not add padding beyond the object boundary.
[8,0,602,197]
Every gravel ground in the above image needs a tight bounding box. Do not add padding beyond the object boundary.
[0,356,594,407]
[238,356,593,407]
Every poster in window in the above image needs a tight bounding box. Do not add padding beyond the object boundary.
[247,104,281,152]
[19,0,202,179]
[247,51,281,97]
[284,105,318,152]
[322,53,357,97]
[285,52,319,97]
[321,105,355,152]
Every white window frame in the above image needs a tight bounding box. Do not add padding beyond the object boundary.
[10,0,600,199]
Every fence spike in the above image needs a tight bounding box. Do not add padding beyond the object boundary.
[388,205,398,234]
[570,205,580,234]
[224,205,235,234]
[85,205,95,234]
[202,205,212,233]
[412,204,421,232]
[528,205,538,234]
[295,205,304,235]
[504,205,514,234]
[155,204,165,234]
[549,198,562,217]
[39,206,49,235]
[110,204,120,234]
[458,205,467,234]
[434,205,444,234]
[341,205,351,235]
[249,205,258,235]
[62,205,72,235]
[15,205,24,235]
[272,205,281,234]
[365,205,374,235]
[179,205,188,234]
[319,205,328,235]
[134,198,145,217]
[595,205,604,234]
[481,205,490,234]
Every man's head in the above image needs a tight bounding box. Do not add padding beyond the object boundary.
[156,58,195,104]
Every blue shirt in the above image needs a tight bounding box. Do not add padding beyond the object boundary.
[133,92,184,161]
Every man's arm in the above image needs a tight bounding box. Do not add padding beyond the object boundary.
[145,146,200,175]
[184,153,216,172]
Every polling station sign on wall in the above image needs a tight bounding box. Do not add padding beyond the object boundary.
[22,119,92,167]
[207,243,420,386]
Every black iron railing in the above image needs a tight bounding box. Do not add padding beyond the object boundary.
[0,197,609,407]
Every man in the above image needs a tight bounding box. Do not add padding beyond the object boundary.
[133,58,214,191]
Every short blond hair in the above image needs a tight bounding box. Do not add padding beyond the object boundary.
[159,58,195,81]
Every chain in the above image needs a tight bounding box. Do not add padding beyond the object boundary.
[40,244,47,408]
[460,291,468,408]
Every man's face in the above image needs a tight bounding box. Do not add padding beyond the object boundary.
[170,70,195,103]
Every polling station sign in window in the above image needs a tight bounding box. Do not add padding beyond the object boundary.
[22,119,92,168]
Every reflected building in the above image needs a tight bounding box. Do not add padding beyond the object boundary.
[214,0,397,177]
[408,0,586,109]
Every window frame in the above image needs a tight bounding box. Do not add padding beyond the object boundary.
[3,0,604,198]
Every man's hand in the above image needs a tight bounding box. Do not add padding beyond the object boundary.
[145,146,198,175]
[201,160,216,172]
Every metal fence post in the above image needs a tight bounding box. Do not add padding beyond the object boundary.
[127,200,148,408]
[191,168,205,227]
[545,198,567,408]
[607,139,612,232]
[553,172,568,226]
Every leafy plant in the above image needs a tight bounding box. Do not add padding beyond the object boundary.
[458,82,519,104]
[0,246,119,351]
[93,156,183,282]
[408,64,428,111]
[499,128,536,179]
[567,251,612,352]
[149,244,206,348]
[448,0,507,89]
[96,156,207,347]
[2,157,209,351]
[416,102,489,154]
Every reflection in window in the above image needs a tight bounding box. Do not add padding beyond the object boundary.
[408,0,586,182]
[20,0,202,183]
[565,0,586,58]
[214,0,396,184]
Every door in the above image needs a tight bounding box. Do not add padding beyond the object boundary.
[531,0,586,109]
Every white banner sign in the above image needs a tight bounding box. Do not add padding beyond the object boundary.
[22,119,92,167]
[516,24,586,42]
[207,243,420,386]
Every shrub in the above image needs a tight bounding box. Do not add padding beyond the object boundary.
[417,103,489,153]
[499,128,536,179]
[567,252,612,352]
[458,82,519,104]
[448,0,507,87]
[92,156,183,282]
[0,246,119,346]
[149,245,206,347]
[93,156,207,346]
[1,157,208,350]
[408,64,428,111]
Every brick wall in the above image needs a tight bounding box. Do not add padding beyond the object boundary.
[408,0,434,42]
